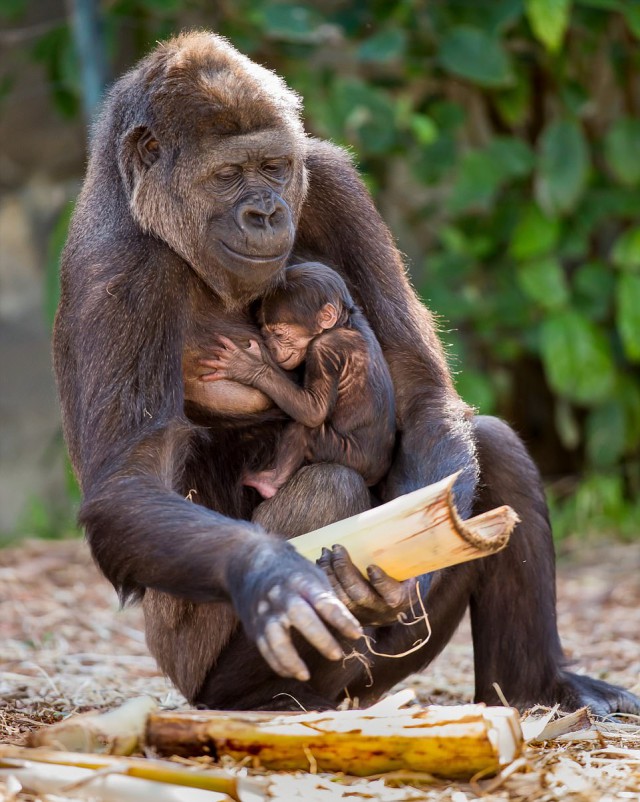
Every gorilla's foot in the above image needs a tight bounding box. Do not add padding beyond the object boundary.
[553,671,640,716]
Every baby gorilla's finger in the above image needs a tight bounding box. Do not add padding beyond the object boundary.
[311,590,364,641]
[330,544,379,606]
[286,598,343,662]
[261,620,310,681]
[366,564,407,608]
[214,334,237,351]
[199,372,226,383]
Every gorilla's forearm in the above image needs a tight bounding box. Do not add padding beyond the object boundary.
[79,470,270,604]
[385,411,479,519]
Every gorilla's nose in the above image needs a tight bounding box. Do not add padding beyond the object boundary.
[236,190,288,234]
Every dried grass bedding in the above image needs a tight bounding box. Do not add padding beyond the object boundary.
[1,538,639,801]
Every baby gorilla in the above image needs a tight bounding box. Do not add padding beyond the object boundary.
[201,262,396,499]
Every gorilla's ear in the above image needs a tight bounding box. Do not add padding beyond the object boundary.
[118,125,160,195]
[136,128,160,166]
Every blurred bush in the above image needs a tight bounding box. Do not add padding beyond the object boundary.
[4,0,640,538]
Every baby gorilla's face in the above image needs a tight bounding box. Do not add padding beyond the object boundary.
[262,322,318,369]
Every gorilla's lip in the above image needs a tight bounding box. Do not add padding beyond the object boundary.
[219,241,289,263]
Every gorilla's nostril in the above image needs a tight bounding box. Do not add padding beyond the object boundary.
[246,211,266,228]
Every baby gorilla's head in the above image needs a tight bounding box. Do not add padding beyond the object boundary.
[260,262,355,369]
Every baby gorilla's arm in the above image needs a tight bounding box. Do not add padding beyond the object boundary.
[203,336,338,428]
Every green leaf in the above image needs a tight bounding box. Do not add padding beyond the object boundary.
[612,227,640,271]
[555,398,581,449]
[616,272,640,361]
[487,136,535,178]
[358,29,407,62]
[410,114,438,146]
[517,256,569,309]
[535,120,589,215]
[448,150,503,212]
[509,203,561,260]
[623,3,640,38]
[455,370,497,414]
[604,118,640,187]
[439,26,514,87]
[525,0,572,52]
[539,310,616,404]
[573,261,614,321]
[332,79,397,154]
[261,4,322,39]
[585,401,627,467]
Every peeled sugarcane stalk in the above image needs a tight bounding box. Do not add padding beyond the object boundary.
[145,694,523,780]
[0,746,266,801]
[290,472,519,580]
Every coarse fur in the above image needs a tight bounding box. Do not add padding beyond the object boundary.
[54,31,640,715]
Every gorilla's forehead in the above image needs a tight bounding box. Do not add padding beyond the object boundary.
[197,129,306,165]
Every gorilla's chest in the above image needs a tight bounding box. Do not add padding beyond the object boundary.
[182,297,276,418]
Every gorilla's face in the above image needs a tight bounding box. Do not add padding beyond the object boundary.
[125,125,308,308]
[194,129,304,286]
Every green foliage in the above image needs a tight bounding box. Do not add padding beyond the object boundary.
[14,0,640,539]
[525,0,571,52]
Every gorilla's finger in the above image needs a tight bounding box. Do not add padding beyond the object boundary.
[262,620,310,681]
[317,549,351,606]
[311,592,363,640]
[366,564,406,607]
[256,633,296,679]
[330,544,378,606]
[286,599,342,661]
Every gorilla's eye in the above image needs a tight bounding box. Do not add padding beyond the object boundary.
[261,160,289,180]
[216,166,242,182]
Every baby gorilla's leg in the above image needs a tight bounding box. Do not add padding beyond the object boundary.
[244,422,309,499]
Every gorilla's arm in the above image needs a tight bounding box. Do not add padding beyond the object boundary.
[295,139,479,517]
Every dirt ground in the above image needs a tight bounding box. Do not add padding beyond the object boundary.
[1,537,639,800]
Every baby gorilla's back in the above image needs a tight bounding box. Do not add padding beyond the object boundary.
[306,320,396,486]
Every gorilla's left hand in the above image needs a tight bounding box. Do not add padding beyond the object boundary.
[317,544,428,627]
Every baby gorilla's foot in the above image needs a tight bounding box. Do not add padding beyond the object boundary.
[244,470,283,499]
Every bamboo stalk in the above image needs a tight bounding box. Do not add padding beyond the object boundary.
[145,699,523,779]
[290,472,519,580]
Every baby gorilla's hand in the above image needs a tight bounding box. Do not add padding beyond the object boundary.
[200,335,267,385]
[318,544,427,627]
[227,542,364,681]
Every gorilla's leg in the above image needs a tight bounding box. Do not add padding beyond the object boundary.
[468,416,640,714]
[350,416,639,714]
[194,463,373,710]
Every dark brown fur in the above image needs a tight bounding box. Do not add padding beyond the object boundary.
[54,32,639,715]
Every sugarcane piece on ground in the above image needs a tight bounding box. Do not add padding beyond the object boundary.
[290,471,519,581]
[145,698,523,779]
[28,696,158,755]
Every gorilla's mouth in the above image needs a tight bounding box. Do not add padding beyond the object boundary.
[219,241,288,263]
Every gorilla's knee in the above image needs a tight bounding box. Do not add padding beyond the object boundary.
[253,464,371,537]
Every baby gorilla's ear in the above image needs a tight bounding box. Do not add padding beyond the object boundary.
[317,303,339,330]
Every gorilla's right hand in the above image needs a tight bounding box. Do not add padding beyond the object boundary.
[226,541,364,681]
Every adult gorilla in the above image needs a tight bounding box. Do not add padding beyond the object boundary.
[54,31,639,714]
